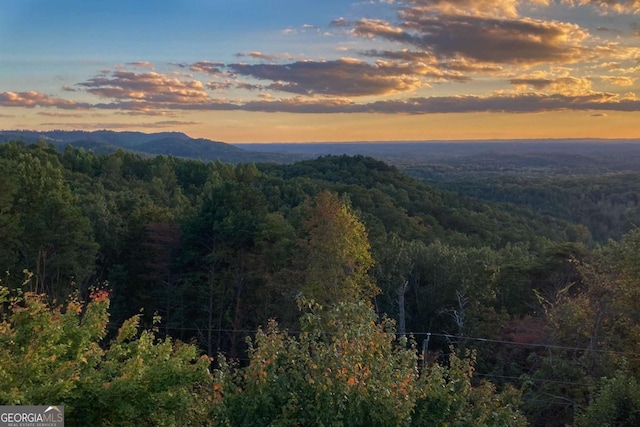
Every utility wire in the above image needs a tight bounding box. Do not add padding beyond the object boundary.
[112,322,640,359]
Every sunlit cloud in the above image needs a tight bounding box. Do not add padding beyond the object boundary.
[188,61,225,75]
[353,13,590,65]
[0,91,85,109]
[1,0,639,139]
[509,76,594,95]
[78,70,210,104]
[563,0,640,14]
[403,0,521,18]
[601,75,636,86]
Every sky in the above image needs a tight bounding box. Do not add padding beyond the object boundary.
[1,0,639,143]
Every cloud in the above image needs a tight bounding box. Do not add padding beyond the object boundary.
[149,120,200,127]
[509,76,594,95]
[601,75,636,86]
[227,58,429,96]
[563,0,640,14]
[510,78,554,89]
[37,112,85,118]
[403,0,522,19]
[39,120,199,130]
[189,61,225,75]
[330,17,350,27]
[5,86,640,117]
[353,91,640,114]
[341,0,599,69]
[128,61,155,69]
[235,52,284,61]
[145,89,639,115]
[445,58,504,73]
[359,48,502,76]
[360,48,437,62]
[353,12,590,65]
[352,18,411,42]
[114,109,179,117]
[206,80,235,91]
[0,91,85,109]
[78,70,210,104]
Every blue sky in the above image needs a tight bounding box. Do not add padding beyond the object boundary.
[1,0,639,142]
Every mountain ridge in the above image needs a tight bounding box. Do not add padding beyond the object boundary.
[0,129,297,163]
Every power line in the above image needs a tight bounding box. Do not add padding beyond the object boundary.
[103,321,640,359]
[474,372,594,388]
[413,331,640,358]
[96,322,620,389]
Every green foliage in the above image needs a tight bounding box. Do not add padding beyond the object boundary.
[413,350,526,427]
[8,141,640,426]
[0,285,211,427]
[299,190,377,305]
[574,368,640,427]
[211,299,525,426]
[0,144,98,297]
[427,172,640,243]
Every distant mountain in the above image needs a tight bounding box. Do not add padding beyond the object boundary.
[0,130,298,163]
[239,139,640,174]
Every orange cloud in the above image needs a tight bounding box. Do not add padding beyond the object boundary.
[79,71,210,104]
[405,0,521,18]
[601,76,636,86]
[0,91,84,109]
[564,0,640,14]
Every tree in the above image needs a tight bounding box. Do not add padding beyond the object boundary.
[0,284,211,427]
[4,149,98,298]
[211,298,526,426]
[372,233,423,337]
[573,367,640,427]
[212,299,419,426]
[298,190,377,305]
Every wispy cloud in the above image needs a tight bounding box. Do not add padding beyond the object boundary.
[188,61,225,75]
[37,112,85,118]
[128,61,155,69]
[39,120,200,129]
[601,75,636,86]
[234,52,287,61]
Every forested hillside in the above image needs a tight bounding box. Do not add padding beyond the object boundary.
[413,172,640,243]
[2,140,640,425]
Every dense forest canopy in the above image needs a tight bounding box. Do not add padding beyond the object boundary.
[2,139,640,425]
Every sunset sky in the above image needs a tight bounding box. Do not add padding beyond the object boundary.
[1,0,639,142]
